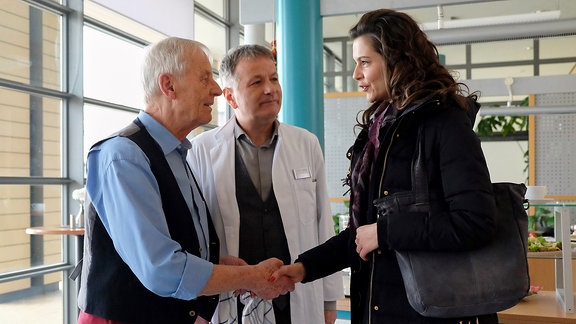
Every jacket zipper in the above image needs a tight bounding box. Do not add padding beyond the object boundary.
[368,119,404,323]
[377,119,404,193]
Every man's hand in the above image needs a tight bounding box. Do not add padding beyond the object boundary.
[324,309,337,324]
[220,255,248,266]
[194,316,210,324]
[220,255,249,296]
[249,258,294,300]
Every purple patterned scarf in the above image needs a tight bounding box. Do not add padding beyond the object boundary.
[350,102,396,228]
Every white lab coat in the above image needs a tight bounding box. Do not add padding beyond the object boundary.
[188,116,344,323]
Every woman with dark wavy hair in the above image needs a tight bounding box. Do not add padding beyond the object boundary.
[273,9,498,323]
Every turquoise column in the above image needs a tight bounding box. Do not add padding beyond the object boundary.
[276,0,324,149]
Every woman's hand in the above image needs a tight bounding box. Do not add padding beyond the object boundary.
[355,223,379,261]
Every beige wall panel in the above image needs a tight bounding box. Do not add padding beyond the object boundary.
[44,272,61,285]
[0,199,30,215]
[42,216,62,227]
[0,152,30,169]
[42,11,59,27]
[44,185,60,197]
[1,105,29,124]
[43,236,62,245]
[0,228,30,245]
[0,88,29,107]
[44,103,60,112]
[0,259,32,272]
[0,1,29,16]
[0,244,30,262]
[45,202,62,214]
[43,35,60,58]
[42,189,58,198]
[0,278,30,295]
[0,243,30,269]
[42,126,60,141]
[0,120,29,137]
[44,107,60,122]
[42,58,60,74]
[0,137,29,154]
[0,41,28,63]
[45,162,61,176]
[43,22,60,41]
[42,141,60,154]
[0,70,29,84]
[43,144,61,154]
[42,69,60,89]
[0,168,28,177]
[45,196,63,210]
[0,214,30,229]
[45,254,63,265]
[0,24,29,56]
[0,185,28,197]
[0,11,29,35]
[43,241,62,261]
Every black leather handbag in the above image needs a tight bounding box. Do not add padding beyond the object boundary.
[373,126,530,318]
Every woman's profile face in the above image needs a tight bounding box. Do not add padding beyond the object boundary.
[352,35,387,103]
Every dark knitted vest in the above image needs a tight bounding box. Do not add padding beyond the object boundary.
[82,119,219,323]
[235,150,291,323]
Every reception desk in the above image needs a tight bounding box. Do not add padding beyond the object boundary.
[337,292,576,323]
[498,291,576,323]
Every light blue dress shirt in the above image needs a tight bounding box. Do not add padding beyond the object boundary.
[85,110,213,300]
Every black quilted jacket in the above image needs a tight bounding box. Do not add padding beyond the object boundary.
[298,97,497,323]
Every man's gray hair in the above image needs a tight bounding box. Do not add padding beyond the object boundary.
[219,44,275,88]
[142,37,212,104]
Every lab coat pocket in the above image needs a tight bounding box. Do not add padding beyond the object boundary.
[293,177,317,225]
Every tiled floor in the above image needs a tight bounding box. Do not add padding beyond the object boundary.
[0,289,63,324]
[0,290,351,324]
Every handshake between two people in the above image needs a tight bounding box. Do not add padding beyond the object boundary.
[218,256,307,300]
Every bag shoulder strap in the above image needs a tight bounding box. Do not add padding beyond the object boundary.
[412,125,429,204]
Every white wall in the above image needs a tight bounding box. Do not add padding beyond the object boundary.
[482,141,528,183]
[92,0,195,38]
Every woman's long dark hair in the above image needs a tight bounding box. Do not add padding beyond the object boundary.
[349,9,477,130]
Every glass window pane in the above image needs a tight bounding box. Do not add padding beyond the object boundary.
[540,62,576,76]
[194,13,227,67]
[195,0,225,17]
[194,13,226,126]
[0,274,63,324]
[471,65,533,80]
[0,184,64,275]
[471,39,534,64]
[345,41,354,72]
[541,35,576,59]
[84,1,166,43]
[450,69,467,82]
[0,0,62,90]
[324,76,343,93]
[324,42,343,73]
[83,104,138,159]
[347,75,356,93]
[437,44,466,65]
[0,88,62,177]
[83,26,146,108]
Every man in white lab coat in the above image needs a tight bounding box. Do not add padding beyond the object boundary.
[188,44,343,324]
